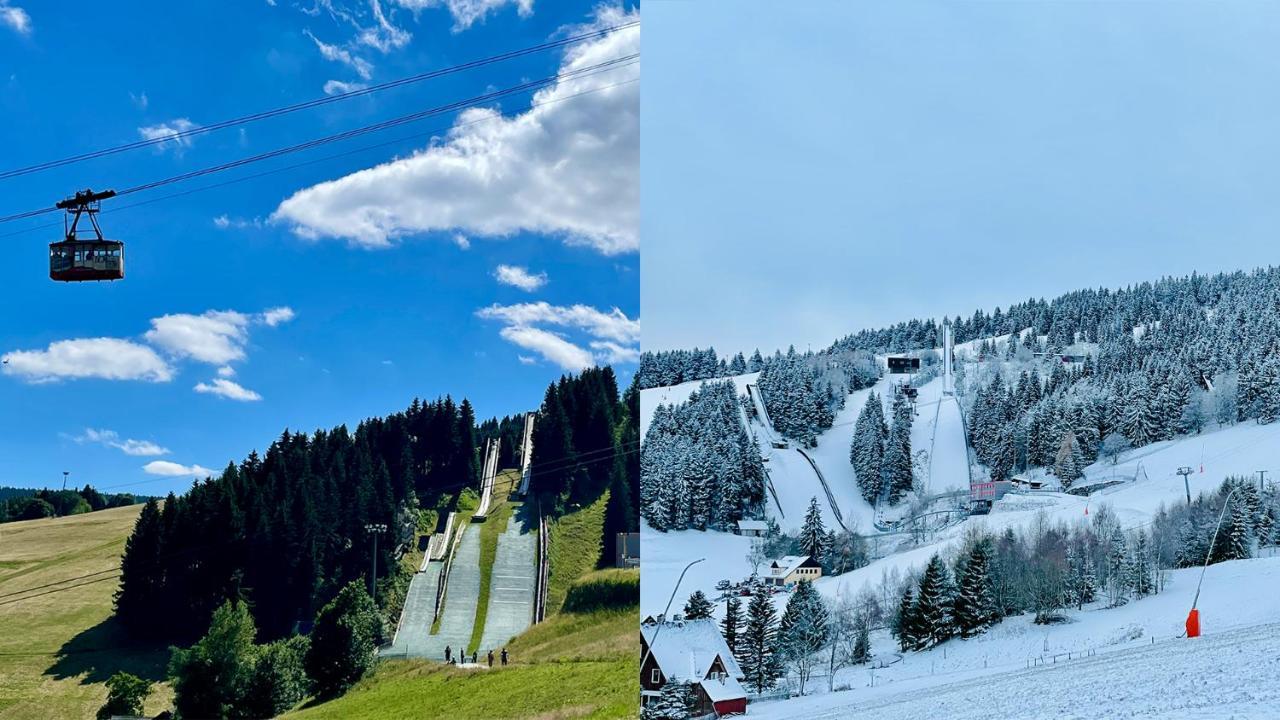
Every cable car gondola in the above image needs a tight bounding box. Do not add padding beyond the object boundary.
[49,189,123,282]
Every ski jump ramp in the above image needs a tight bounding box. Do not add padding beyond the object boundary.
[518,412,535,495]
[474,437,500,519]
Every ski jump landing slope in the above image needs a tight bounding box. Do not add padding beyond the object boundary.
[478,506,537,653]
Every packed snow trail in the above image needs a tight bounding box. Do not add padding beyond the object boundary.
[751,620,1280,720]
[477,504,537,653]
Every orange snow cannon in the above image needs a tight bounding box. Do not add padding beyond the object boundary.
[1186,608,1201,638]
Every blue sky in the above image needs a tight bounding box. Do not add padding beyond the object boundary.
[643,0,1280,356]
[0,1,638,494]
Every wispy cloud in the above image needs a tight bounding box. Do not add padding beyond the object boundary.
[138,118,199,155]
[261,307,296,327]
[0,1,31,35]
[476,300,639,370]
[394,0,532,32]
[493,264,547,291]
[194,378,263,402]
[304,28,373,80]
[73,428,169,457]
[323,79,368,96]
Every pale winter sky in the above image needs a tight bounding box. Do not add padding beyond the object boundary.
[643,0,1280,356]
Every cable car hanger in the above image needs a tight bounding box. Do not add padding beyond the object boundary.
[49,189,124,282]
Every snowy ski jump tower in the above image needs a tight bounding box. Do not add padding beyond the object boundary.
[942,319,955,396]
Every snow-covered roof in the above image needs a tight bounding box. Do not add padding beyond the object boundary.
[737,520,767,531]
[701,672,746,703]
[770,555,811,576]
[641,618,744,682]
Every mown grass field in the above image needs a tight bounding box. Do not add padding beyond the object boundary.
[0,506,173,720]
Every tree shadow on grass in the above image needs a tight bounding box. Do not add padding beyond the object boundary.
[44,616,170,685]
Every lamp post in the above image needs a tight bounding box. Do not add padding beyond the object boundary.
[639,558,704,693]
[365,523,388,603]
[1187,486,1239,638]
[62,471,69,491]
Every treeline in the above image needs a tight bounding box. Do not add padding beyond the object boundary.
[641,380,766,531]
[478,413,527,470]
[849,391,914,505]
[636,347,759,389]
[528,367,640,554]
[116,396,481,644]
[0,485,138,523]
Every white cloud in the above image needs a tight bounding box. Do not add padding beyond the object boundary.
[194,378,263,402]
[0,1,31,35]
[212,215,263,230]
[216,365,236,378]
[493,264,547,291]
[476,301,639,343]
[323,79,368,95]
[138,118,199,155]
[517,355,537,365]
[476,300,638,369]
[499,326,593,371]
[261,307,296,327]
[395,0,532,32]
[144,460,215,478]
[2,339,173,383]
[129,91,148,110]
[590,340,639,364]
[453,234,470,250]
[305,29,373,80]
[271,7,638,254]
[74,428,170,457]
[145,311,252,365]
[358,0,411,51]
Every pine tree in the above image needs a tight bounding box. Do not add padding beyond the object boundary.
[799,497,828,562]
[721,597,743,657]
[683,590,714,620]
[893,586,917,652]
[953,539,996,637]
[740,589,783,693]
[851,620,871,665]
[778,580,830,695]
[647,680,696,720]
[914,555,956,647]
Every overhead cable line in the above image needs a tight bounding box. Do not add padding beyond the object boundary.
[0,53,638,225]
[0,75,639,241]
[0,20,639,181]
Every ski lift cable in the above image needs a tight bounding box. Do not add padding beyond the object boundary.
[0,75,639,241]
[0,54,638,226]
[0,20,639,181]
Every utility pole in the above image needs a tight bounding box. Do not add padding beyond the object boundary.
[1259,470,1269,495]
[62,471,69,491]
[365,523,387,603]
[1177,466,1193,505]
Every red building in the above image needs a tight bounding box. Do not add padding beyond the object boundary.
[641,617,748,716]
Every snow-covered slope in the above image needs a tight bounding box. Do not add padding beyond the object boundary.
[751,555,1280,719]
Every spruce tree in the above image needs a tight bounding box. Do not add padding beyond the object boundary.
[683,590,714,620]
[953,539,995,637]
[915,555,956,647]
[799,497,828,562]
[740,589,783,693]
[721,597,743,657]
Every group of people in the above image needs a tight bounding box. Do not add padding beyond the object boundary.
[443,645,509,668]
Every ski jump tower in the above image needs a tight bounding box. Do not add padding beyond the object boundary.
[942,319,956,395]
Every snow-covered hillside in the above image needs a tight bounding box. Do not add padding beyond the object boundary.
[749,556,1280,719]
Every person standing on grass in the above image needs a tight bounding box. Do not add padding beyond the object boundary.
[445,645,452,663]
[501,648,508,666]
[488,650,494,667]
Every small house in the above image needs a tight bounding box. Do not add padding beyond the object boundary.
[767,555,822,586]
[736,519,767,537]
[640,617,747,717]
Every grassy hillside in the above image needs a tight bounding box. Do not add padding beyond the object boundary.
[287,495,638,720]
[0,505,173,720]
